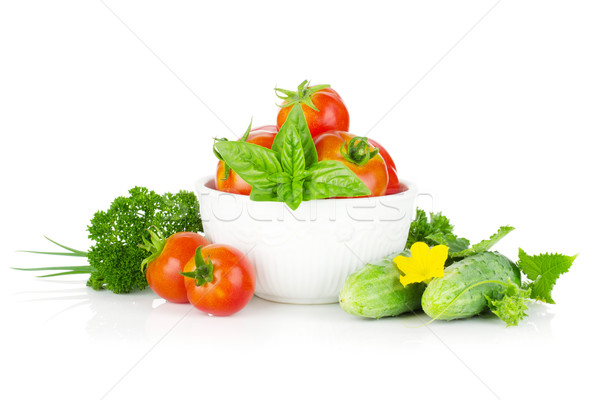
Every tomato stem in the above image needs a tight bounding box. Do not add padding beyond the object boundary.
[340,136,379,166]
[180,246,214,286]
[275,80,331,111]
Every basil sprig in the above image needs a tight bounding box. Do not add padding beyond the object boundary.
[213,104,370,210]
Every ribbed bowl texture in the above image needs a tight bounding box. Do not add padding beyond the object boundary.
[195,176,416,304]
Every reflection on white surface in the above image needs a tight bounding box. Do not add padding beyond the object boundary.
[4,254,594,400]
[4,246,593,400]
[12,278,556,349]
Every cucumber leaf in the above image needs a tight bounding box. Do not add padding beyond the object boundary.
[450,226,515,258]
[517,249,577,304]
[427,232,470,254]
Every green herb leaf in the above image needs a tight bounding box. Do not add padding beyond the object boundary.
[213,141,282,189]
[280,125,305,177]
[406,209,455,249]
[249,187,278,202]
[272,103,318,168]
[486,279,531,327]
[277,179,305,210]
[517,249,577,304]
[268,172,292,184]
[426,232,470,254]
[450,226,515,258]
[303,160,371,199]
[12,265,92,278]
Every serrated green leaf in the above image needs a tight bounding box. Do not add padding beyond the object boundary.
[426,232,470,254]
[451,226,515,258]
[517,249,577,304]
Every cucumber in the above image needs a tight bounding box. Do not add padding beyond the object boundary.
[339,257,426,318]
[421,251,521,320]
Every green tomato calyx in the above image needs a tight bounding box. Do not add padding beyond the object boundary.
[275,79,331,112]
[180,246,214,286]
[340,136,379,166]
[139,227,166,272]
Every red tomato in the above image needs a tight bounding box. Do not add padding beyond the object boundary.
[215,125,278,195]
[182,244,256,316]
[313,131,388,197]
[276,80,349,137]
[367,139,408,195]
[144,232,211,303]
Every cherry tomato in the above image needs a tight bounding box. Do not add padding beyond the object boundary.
[276,80,349,137]
[313,131,389,197]
[182,244,256,316]
[143,231,211,303]
[368,139,408,195]
[215,125,278,195]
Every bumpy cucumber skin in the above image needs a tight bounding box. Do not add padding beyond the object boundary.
[339,258,426,319]
[421,251,521,320]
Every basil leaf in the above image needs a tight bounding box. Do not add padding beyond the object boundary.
[249,187,278,202]
[303,160,371,199]
[213,141,282,189]
[272,103,318,168]
[277,179,304,210]
[280,125,305,177]
[268,172,292,184]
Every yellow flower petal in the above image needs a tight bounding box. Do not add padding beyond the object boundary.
[409,241,430,260]
[428,245,449,278]
[393,242,449,286]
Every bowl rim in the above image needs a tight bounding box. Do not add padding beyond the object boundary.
[195,175,417,203]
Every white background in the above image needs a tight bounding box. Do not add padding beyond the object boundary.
[1,1,598,399]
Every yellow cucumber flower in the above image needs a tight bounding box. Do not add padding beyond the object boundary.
[393,242,449,286]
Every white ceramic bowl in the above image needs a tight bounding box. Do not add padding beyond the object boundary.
[195,175,416,304]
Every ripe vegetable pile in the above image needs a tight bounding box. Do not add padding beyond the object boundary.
[213,80,404,208]
[15,80,577,323]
